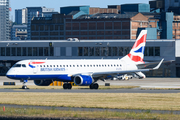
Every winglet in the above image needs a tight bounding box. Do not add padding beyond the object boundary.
[152,59,164,70]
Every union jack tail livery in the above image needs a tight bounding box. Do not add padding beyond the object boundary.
[128,30,147,64]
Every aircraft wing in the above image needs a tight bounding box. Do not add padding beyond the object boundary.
[137,59,173,69]
[92,59,164,77]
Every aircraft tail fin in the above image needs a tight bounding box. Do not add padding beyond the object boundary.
[127,30,147,64]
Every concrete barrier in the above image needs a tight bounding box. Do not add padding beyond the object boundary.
[3,82,15,85]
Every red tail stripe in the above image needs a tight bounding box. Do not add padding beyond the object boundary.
[132,34,147,49]
[128,54,143,62]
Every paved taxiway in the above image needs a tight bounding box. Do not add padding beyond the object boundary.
[1,76,180,88]
[0,77,180,93]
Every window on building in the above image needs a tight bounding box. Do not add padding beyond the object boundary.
[89,47,94,56]
[28,47,32,56]
[39,47,43,56]
[118,47,123,56]
[44,47,49,56]
[61,47,66,56]
[95,47,100,56]
[12,47,16,56]
[84,47,88,56]
[6,47,10,56]
[33,47,38,56]
[16,47,21,56]
[78,47,83,56]
[155,47,160,56]
[22,47,26,56]
[101,47,107,56]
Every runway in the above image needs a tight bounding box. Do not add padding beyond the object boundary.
[0,88,180,93]
[0,76,180,93]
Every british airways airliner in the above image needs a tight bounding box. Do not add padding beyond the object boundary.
[6,30,164,89]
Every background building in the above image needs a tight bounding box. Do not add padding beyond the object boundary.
[11,25,27,40]
[0,0,10,41]
[15,9,22,24]
[27,7,55,40]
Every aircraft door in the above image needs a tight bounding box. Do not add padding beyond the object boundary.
[30,61,38,74]
[121,60,126,70]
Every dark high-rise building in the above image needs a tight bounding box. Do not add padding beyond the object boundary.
[0,0,10,40]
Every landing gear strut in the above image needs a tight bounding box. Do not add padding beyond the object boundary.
[90,83,99,89]
[63,83,72,89]
[21,80,28,89]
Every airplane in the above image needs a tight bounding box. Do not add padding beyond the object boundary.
[6,30,164,89]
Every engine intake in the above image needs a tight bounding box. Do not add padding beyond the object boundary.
[74,75,93,86]
[34,80,53,86]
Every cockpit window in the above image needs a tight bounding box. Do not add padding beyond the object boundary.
[22,64,26,67]
[13,64,21,67]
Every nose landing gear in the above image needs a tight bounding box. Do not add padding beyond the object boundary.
[20,80,28,89]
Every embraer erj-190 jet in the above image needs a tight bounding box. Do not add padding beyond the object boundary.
[6,30,164,89]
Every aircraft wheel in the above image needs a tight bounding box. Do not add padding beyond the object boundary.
[90,84,94,89]
[89,83,99,89]
[22,85,27,89]
[93,83,99,89]
[63,84,68,89]
[67,83,72,89]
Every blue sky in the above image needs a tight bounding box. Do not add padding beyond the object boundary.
[10,0,149,21]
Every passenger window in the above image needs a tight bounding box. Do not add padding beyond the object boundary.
[73,65,75,67]
[80,65,82,67]
[47,65,49,67]
[96,65,98,67]
[54,65,55,67]
[90,65,92,67]
[60,65,62,67]
[40,65,42,67]
[87,65,89,67]
[84,65,86,67]
[99,65,101,67]
[67,65,68,67]
[70,65,72,67]
[57,65,59,67]
[63,65,65,67]
[77,65,79,67]
[44,65,45,67]
[93,65,95,67]
[22,64,26,67]
[117,65,119,67]
[114,65,116,67]
[50,65,52,67]
[102,65,104,67]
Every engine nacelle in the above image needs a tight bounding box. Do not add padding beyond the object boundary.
[74,75,93,86]
[34,80,53,86]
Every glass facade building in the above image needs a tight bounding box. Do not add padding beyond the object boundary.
[0,0,9,40]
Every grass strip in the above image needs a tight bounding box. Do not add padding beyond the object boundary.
[0,107,180,120]
[0,85,139,90]
[0,93,180,111]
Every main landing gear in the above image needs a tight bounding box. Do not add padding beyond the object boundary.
[63,83,72,89]
[90,83,99,89]
[21,80,28,89]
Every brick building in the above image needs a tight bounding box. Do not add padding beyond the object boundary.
[31,12,158,40]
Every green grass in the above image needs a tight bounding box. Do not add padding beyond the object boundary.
[1,93,180,111]
[0,107,180,120]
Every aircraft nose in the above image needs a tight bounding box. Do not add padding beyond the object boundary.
[6,69,14,79]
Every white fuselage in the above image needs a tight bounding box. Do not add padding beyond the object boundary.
[6,58,137,81]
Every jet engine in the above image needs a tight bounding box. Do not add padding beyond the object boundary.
[34,80,53,86]
[74,75,93,86]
